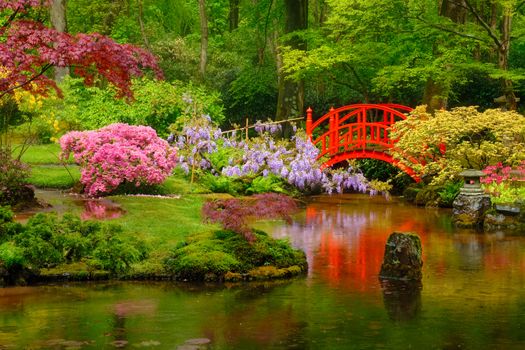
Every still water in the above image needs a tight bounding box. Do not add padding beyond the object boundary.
[2,194,525,349]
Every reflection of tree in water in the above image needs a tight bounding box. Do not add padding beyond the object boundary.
[200,281,308,349]
[110,300,157,347]
[80,199,125,220]
[271,206,379,274]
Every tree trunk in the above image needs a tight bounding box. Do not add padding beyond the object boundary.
[439,0,467,24]
[499,13,517,110]
[229,0,240,31]
[198,0,208,79]
[423,0,467,112]
[276,0,308,137]
[50,0,69,83]
[422,78,447,112]
[138,0,150,49]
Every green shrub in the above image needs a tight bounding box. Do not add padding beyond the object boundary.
[16,213,63,266]
[222,230,306,270]
[0,149,31,206]
[0,242,26,269]
[200,173,245,195]
[356,159,413,194]
[90,224,147,274]
[171,250,240,280]
[246,175,287,194]
[414,186,443,207]
[438,181,462,207]
[0,206,23,243]
[2,212,147,274]
[0,206,14,224]
[164,229,307,281]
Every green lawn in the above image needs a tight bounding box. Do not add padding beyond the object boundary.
[19,144,211,194]
[111,195,218,250]
[13,143,74,164]
[27,165,81,189]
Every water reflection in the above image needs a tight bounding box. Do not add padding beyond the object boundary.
[2,195,525,349]
[264,195,525,292]
[78,199,125,220]
[380,279,422,322]
[14,189,125,222]
[110,300,157,347]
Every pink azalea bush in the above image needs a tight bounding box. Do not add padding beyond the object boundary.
[480,161,525,204]
[60,123,177,196]
[481,161,525,185]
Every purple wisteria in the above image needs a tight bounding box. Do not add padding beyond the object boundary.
[173,115,372,195]
[174,114,221,174]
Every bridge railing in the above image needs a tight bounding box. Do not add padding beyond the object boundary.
[306,104,413,158]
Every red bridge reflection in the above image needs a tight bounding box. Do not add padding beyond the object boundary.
[269,195,525,293]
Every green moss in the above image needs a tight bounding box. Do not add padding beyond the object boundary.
[165,229,307,281]
[415,186,444,207]
[454,213,478,227]
[402,185,420,203]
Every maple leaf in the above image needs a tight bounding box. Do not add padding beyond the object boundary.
[0,1,162,100]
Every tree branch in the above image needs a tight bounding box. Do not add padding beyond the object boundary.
[0,64,53,99]
[260,0,275,66]
[464,0,502,47]
[1,7,20,32]
[342,62,369,97]
[416,15,485,42]
[516,1,525,13]
[329,72,368,98]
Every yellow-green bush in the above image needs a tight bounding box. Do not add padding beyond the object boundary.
[391,106,525,185]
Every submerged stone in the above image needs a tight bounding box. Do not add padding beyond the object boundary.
[379,232,423,281]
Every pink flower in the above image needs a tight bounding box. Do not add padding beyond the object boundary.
[60,123,177,196]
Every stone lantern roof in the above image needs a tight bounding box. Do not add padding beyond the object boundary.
[459,169,486,178]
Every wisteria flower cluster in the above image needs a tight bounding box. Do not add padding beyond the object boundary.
[174,114,221,174]
[173,115,371,195]
[60,123,177,197]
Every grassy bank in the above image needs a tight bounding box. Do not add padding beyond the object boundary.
[14,143,73,164]
[3,145,307,284]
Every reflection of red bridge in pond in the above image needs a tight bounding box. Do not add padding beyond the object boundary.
[305,104,420,181]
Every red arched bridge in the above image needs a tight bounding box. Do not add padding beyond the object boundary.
[305,104,420,181]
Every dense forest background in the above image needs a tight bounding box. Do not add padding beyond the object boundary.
[48,0,525,129]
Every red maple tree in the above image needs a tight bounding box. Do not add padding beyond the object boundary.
[0,0,162,99]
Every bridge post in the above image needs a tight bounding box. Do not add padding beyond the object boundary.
[306,107,313,140]
[329,107,336,155]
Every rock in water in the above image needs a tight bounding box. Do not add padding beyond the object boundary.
[379,232,423,281]
[452,193,491,228]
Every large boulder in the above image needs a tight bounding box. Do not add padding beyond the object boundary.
[379,232,423,281]
[453,194,491,228]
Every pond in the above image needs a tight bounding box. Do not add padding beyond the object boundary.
[13,189,125,222]
[2,194,525,349]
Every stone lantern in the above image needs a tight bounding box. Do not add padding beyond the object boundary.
[458,169,486,196]
[453,169,491,228]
